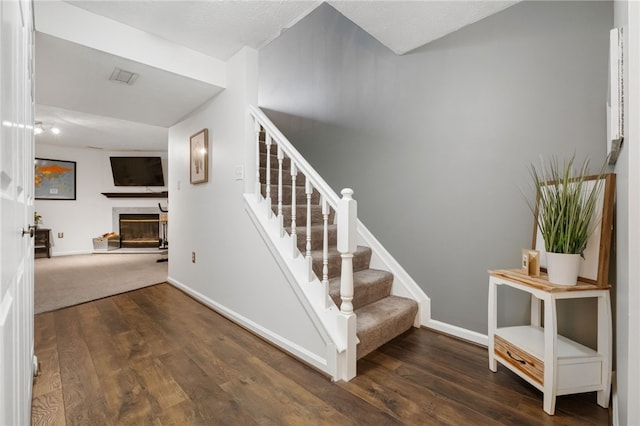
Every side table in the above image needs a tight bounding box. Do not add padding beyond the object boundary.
[34,228,51,258]
[488,269,611,415]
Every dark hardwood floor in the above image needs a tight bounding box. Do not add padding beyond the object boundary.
[31,283,610,425]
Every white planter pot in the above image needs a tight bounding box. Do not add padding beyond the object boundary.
[546,252,581,286]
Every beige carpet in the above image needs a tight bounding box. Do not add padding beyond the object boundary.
[35,253,168,314]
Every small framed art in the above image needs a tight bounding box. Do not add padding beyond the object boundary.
[190,128,208,184]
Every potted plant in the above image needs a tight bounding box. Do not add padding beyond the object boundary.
[34,211,42,229]
[527,155,605,286]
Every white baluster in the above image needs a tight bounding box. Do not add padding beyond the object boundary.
[277,144,284,236]
[255,123,261,202]
[290,163,298,258]
[337,188,357,381]
[265,134,272,217]
[322,196,330,309]
[305,178,313,281]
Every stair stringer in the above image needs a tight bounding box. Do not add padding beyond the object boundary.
[357,223,431,327]
[244,193,351,381]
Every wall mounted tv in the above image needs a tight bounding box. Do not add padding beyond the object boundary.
[110,156,165,187]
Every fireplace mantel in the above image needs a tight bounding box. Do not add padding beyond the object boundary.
[102,191,168,198]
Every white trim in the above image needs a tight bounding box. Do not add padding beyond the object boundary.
[249,104,432,330]
[166,276,332,375]
[51,250,92,257]
[243,198,339,350]
[627,1,640,423]
[612,371,619,426]
[425,319,489,347]
[358,222,431,326]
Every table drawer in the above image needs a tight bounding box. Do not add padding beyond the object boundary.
[495,335,543,385]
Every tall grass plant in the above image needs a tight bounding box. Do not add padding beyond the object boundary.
[528,156,605,257]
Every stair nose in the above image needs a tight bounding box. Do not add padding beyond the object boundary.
[281,204,333,227]
[329,269,393,311]
[260,152,292,170]
[261,184,321,205]
[295,224,337,252]
[260,167,305,188]
[355,296,418,360]
[311,246,371,279]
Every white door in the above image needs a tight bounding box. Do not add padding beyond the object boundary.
[0,0,35,424]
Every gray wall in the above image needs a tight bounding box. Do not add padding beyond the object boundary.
[259,1,612,339]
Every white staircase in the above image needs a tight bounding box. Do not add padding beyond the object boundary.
[244,105,431,381]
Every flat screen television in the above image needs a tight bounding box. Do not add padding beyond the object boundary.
[110,156,165,187]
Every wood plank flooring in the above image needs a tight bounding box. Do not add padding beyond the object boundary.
[31,283,610,425]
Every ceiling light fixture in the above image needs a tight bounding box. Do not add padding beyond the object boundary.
[34,121,61,136]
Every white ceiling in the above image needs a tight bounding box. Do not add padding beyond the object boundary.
[33,0,518,152]
[36,32,222,126]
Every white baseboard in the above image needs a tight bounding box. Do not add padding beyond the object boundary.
[424,319,488,347]
[49,250,92,257]
[166,277,332,376]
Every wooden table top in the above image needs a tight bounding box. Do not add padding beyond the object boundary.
[489,269,610,293]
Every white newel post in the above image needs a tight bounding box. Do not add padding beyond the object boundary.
[254,121,262,201]
[337,188,357,381]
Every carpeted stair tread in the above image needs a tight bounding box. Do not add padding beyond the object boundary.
[355,296,418,359]
[261,184,320,203]
[281,204,329,226]
[328,269,393,311]
[259,166,307,186]
[294,224,338,252]
[259,168,308,190]
[257,126,421,365]
[260,152,292,170]
[310,245,371,279]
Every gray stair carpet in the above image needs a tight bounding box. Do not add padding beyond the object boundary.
[259,130,418,360]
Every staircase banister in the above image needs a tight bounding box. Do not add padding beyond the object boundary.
[249,105,340,208]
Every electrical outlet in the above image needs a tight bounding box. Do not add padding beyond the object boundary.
[234,165,244,180]
[57,232,64,238]
[192,252,196,263]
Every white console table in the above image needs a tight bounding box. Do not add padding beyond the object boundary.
[488,269,611,415]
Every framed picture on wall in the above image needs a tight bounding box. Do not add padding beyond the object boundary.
[190,128,208,184]
[35,158,76,200]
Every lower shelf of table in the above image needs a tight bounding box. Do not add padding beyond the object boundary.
[494,326,605,394]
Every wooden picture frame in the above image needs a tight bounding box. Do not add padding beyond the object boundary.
[35,158,77,200]
[531,173,616,287]
[190,128,208,184]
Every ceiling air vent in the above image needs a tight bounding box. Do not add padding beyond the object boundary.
[109,68,138,85]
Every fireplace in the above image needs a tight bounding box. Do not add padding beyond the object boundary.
[119,213,160,248]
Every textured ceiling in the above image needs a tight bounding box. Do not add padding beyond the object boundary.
[330,1,518,55]
[67,0,517,58]
[34,0,519,152]
[66,0,322,60]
